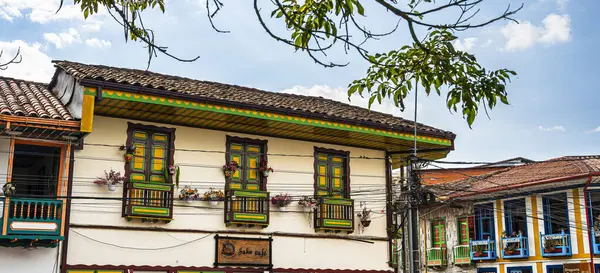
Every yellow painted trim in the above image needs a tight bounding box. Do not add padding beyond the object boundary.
[496,199,505,262]
[531,195,542,259]
[499,263,505,273]
[235,215,265,220]
[536,262,543,273]
[573,188,585,255]
[80,94,95,132]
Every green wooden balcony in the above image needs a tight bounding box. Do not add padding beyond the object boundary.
[224,190,270,227]
[314,197,354,233]
[123,182,174,222]
[453,245,471,265]
[426,247,447,267]
[0,197,64,247]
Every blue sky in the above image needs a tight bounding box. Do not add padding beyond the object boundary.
[0,0,597,164]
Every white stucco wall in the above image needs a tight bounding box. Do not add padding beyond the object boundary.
[67,116,390,270]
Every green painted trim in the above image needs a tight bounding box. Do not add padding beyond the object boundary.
[178,271,226,273]
[131,182,171,191]
[232,212,268,222]
[131,206,170,216]
[322,197,353,206]
[323,219,352,227]
[92,88,452,146]
[233,190,268,198]
[0,234,64,240]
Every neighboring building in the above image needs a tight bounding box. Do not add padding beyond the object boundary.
[419,157,600,273]
[0,61,456,273]
[420,157,533,186]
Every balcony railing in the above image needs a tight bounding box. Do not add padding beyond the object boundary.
[593,230,600,255]
[0,197,64,246]
[501,235,529,259]
[470,239,496,260]
[224,190,269,227]
[541,231,571,257]
[123,182,174,222]
[454,245,471,265]
[426,247,447,267]
[314,197,354,233]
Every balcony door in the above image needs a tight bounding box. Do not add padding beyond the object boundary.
[504,198,527,237]
[226,136,267,192]
[474,203,495,240]
[542,193,569,234]
[11,143,62,197]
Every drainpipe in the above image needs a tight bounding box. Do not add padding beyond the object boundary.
[584,176,594,272]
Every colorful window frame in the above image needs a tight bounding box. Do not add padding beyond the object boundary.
[313,147,350,198]
[124,122,175,184]
[225,136,268,191]
[431,219,446,248]
[457,216,470,245]
[474,203,495,240]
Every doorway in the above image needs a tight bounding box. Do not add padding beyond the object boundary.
[12,144,61,197]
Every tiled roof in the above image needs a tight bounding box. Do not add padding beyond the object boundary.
[428,157,600,198]
[52,60,455,139]
[0,77,73,121]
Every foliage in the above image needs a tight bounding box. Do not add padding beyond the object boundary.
[166,165,180,188]
[64,0,522,125]
[179,185,199,201]
[258,159,274,173]
[203,187,225,201]
[222,161,239,176]
[357,206,372,222]
[2,183,15,196]
[271,193,292,208]
[298,195,317,208]
[93,169,127,186]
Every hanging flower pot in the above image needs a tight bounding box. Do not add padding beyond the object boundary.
[2,183,16,196]
[259,160,274,177]
[209,200,219,207]
[185,198,194,204]
[361,220,372,227]
[124,153,133,163]
[108,184,117,192]
[94,169,126,192]
[223,161,239,178]
[263,170,270,177]
[279,206,287,212]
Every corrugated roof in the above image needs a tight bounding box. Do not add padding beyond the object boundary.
[52,60,455,139]
[0,77,73,121]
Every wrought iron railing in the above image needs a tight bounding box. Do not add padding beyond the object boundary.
[470,239,496,260]
[541,231,571,257]
[224,190,269,227]
[426,247,447,267]
[501,235,529,258]
[123,182,174,221]
[314,197,354,233]
[453,245,471,265]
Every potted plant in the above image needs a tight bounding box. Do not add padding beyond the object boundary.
[222,161,239,178]
[298,196,317,211]
[271,193,292,212]
[472,245,487,257]
[93,169,126,192]
[2,182,15,196]
[258,159,274,177]
[203,188,225,207]
[165,165,180,188]
[120,145,136,163]
[357,207,372,227]
[504,244,517,255]
[179,185,199,204]
[543,238,560,253]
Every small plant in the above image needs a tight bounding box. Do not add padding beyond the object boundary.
[2,182,15,196]
[271,193,292,209]
[164,165,180,188]
[93,169,126,191]
[203,188,225,201]
[472,244,487,257]
[298,196,317,208]
[179,185,199,202]
[258,159,274,177]
[543,237,560,252]
[120,145,136,163]
[222,161,239,177]
[357,206,373,229]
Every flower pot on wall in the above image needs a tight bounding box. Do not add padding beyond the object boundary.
[185,199,194,204]
[209,200,218,207]
[361,220,371,227]
[263,171,270,177]
[108,184,117,192]
[124,153,133,163]
[279,207,286,212]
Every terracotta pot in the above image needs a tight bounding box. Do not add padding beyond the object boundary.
[124,154,133,162]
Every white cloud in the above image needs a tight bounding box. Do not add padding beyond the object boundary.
[557,0,569,10]
[81,20,103,33]
[501,14,571,51]
[0,0,86,23]
[0,40,54,82]
[85,38,112,49]
[538,125,566,132]
[480,39,493,48]
[585,127,600,134]
[43,28,81,49]
[453,37,478,52]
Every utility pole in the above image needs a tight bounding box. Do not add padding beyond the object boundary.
[406,153,421,273]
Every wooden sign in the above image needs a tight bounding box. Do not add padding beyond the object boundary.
[564,263,591,273]
[214,235,272,267]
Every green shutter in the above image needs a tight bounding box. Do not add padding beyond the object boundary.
[431,220,446,248]
[316,154,329,196]
[130,130,170,183]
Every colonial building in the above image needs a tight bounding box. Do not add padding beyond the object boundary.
[0,60,456,273]
[418,157,600,273]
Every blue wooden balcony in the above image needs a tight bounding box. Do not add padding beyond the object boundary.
[593,230,600,255]
[501,235,529,258]
[541,231,571,257]
[0,197,64,247]
[470,239,496,260]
